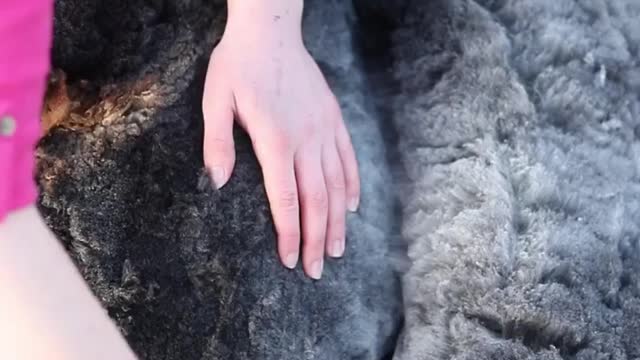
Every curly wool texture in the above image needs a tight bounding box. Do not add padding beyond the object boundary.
[39,1,401,359]
[38,0,640,359]
[389,0,640,359]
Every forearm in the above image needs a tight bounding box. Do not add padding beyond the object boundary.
[0,2,135,358]
[225,0,304,44]
[0,206,137,360]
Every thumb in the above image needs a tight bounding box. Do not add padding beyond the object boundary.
[202,80,236,189]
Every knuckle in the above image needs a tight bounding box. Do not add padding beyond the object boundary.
[269,133,294,154]
[302,122,318,141]
[331,209,346,225]
[305,189,328,210]
[329,218,345,235]
[206,136,232,153]
[278,230,300,245]
[276,190,299,211]
[305,234,326,253]
[326,170,346,190]
[204,138,234,166]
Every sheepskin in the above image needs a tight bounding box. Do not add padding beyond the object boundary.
[387,1,640,359]
[36,0,640,359]
[39,1,401,359]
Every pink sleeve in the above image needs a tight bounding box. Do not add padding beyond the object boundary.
[0,0,54,222]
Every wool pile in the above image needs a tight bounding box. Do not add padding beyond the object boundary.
[38,0,640,359]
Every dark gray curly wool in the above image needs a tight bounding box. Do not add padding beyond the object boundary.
[37,0,640,359]
[40,1,401,359]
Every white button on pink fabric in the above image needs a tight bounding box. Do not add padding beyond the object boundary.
[0,115,16,137]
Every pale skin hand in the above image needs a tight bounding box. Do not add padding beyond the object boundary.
[203,0,360,279]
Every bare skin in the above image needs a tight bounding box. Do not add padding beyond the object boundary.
[0,206,138,360]
[203,0,361,280]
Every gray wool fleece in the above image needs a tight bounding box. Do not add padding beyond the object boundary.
[41,0,400,359]
[389,0,640,359]
[38,0,640,359]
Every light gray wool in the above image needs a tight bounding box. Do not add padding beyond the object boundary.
[390,1,640,359]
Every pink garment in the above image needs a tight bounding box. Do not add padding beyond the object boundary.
[0,0,53,222]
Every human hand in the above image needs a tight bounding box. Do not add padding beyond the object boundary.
[202,1,360,279]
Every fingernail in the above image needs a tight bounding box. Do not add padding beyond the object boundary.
[284,253,298,269]
[309,259,323,280]
[348,197,359,212]
[329,239,344,258]
[210,167,226,189]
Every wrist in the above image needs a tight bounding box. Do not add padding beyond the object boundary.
[224,0,304,46]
